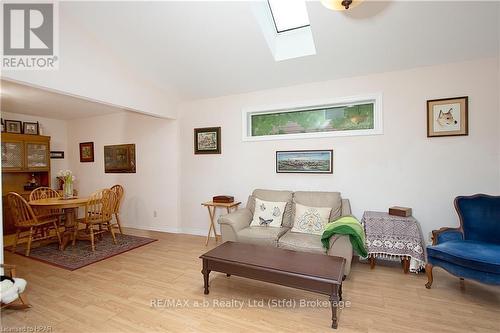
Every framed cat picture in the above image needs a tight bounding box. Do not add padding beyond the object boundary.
[427,96,468,137]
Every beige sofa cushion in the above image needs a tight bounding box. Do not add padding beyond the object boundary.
[293,191,342,222]
[291,203,331,235]
[247,189,294,227]
[277,231,324,254]
[237,226,289,247]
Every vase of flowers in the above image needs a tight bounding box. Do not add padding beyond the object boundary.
[58,170,75,199]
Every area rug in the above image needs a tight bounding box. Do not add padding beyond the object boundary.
[12,233,157,271]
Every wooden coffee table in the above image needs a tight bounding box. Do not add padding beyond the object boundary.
[200,241,345,329]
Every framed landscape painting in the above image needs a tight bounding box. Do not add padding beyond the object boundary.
[427,96,468,137]
[276,150,333,174]
[194,127,221,154]
[104,144,136,173]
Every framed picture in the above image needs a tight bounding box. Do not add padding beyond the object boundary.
[427,96,468,137]
[23,122,39,135]
[194,127,221,154]
[4,120,22,134]
[276,150,333,174]
[50,151,65,159]
[79,142,95,162]
[104,144,136,173]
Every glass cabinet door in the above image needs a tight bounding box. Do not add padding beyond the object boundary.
[1,141,24,170]
[26,142,49,170]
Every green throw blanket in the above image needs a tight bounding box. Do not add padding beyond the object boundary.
[321,216,368,258]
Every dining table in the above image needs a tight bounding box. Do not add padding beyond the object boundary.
[29,197,89,250]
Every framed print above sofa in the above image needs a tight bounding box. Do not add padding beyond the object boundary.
[276,150,333,174]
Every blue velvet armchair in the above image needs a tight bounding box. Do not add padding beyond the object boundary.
[425,194,500,288]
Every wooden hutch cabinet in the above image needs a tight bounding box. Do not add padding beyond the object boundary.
[2,133,51,235]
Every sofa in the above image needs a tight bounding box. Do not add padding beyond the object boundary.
[425,194,500,288]
[218,189,354,276]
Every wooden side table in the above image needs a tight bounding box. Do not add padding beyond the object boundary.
[201,201,241,246]
[361,211,426,274]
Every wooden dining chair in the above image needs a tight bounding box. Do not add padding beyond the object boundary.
[7,192,62,256]
[29,187,61,201]
[29,187,64,227]
[110,184,124,234]
[74,189,117,252]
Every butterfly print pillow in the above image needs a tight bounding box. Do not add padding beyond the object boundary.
[250,198,287,228]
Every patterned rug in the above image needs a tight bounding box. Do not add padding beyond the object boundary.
[12,233,157,271]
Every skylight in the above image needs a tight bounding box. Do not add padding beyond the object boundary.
[267,0,310,33]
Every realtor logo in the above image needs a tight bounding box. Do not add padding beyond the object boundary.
[2,1,59,70]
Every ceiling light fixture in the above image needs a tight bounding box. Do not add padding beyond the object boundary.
[320,0,363,10]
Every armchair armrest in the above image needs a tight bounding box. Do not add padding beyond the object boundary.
[431,227,463,245]
[218,208,252,233]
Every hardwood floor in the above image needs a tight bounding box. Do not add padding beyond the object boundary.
[2,228,499,333]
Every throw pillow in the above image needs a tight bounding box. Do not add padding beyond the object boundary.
[250,198,287,228]
[291,203,332,235]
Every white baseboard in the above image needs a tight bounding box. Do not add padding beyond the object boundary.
[181,227,210,237]
[121,223,208,237]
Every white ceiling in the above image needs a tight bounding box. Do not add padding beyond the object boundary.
[1,1,499,119]
[64,0,499,100]
[1,80,125,120]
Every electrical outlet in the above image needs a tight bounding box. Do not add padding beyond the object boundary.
[153,210,158,218]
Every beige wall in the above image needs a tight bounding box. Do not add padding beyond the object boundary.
[0,111,180,233]
[65,112,180,232]
[179,57,500,240]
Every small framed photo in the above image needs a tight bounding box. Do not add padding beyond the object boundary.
[79,142,95,162]
[4,120,22,134]
[194,127,221,154]
[23,122,39,135]
[276,150,333,174]
[427,96,468,137]
[50,151,65,159]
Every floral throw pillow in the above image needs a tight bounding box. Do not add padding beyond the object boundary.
[291,203,332,235]
[250,198,287,228]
